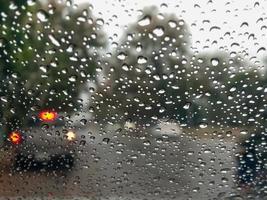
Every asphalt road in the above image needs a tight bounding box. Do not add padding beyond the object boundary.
[0,126,245,200]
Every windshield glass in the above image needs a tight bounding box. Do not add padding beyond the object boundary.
[0,0,266,199]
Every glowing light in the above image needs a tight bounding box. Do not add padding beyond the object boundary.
[66,131,76,141]
[39,110,58,122]
[9,131,22,144]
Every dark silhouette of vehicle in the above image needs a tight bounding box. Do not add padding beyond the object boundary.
[5,110,76,171]
[236,130,266,196]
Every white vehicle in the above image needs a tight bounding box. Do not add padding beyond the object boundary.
[150,120,182,140]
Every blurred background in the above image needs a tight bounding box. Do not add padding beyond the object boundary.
[0,0,266,199]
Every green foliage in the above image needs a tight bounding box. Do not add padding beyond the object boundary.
[0,0,106,131]
[188,52,265,127]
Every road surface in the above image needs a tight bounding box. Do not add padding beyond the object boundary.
[0,126,246,200]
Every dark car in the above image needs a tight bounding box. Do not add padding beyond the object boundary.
[5,110,77,171]
[236,129,267,195]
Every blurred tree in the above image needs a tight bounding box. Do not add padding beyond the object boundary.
[188,51,265,127]
[0,0,106,132]
[92,6,191,127]
[226,68,265,127]
[91,6,265,130]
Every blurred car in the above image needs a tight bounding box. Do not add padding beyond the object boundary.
[149,120,182,141]
[236,130,267,195]
[6,110,77,171]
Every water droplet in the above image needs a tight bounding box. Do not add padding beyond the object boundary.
[122,64,130,71]
[80,119,87,125]
[158,89,165,94]
[136,45,142,52]
[160,3,168,9]
[27,0,36,6]
[153,74,160,81]
[203,149,211,154]
[145,68,152,74]
[230,87,236,92]
[240,22,249,28]
[137,56,147,64]
[153,26,164,37]
[257,47,266,54]
[37,10,49,22]
[143,140,151,146]
[11,73,18,78]
[0,96,7,103]
[138,16,151,26]
[156,138,163,143]
[80,140,86,146]
[168,20,177,28]
[211,58,219,66]
[187,151,194,155]
[89,107,95,113]
[199,123,207,128]
[48,34,60,47]
[41,124,49,130]
[96,18,104,26]
[68,75,77,82]
[40,66,47,73]
[102,138,110,144]
[240,130,248,135]
[183,102,191,110]
[117,52,127,60]
[209,26,221,31]
[192,187,200,192]
[220,168,230,174]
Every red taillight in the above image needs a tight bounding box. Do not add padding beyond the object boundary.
[39,110,58,122]
[9,131,22,145]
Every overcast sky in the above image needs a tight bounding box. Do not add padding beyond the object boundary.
[75,0,267,64]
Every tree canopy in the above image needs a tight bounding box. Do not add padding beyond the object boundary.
[0,0,106,131]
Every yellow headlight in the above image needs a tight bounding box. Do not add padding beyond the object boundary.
[66,131,76,141]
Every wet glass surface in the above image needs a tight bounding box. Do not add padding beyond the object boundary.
[0,0,266,199]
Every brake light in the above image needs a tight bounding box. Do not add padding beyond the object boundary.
[9,131,22,145]
[39,110,58,122]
